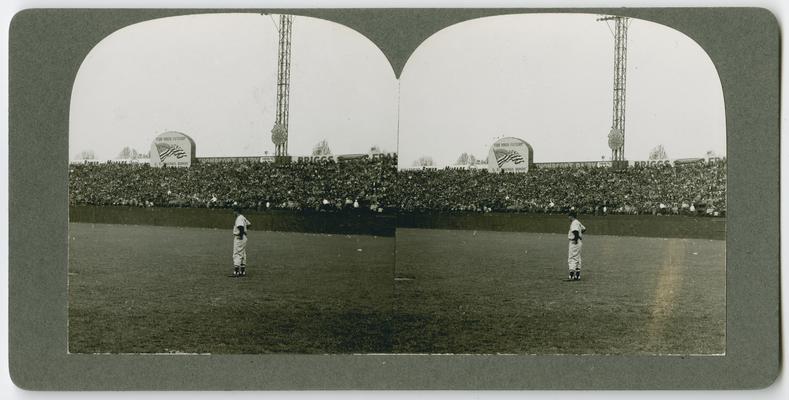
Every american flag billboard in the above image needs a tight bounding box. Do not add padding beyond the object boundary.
[148,131,196,168]
[487,137,533,173]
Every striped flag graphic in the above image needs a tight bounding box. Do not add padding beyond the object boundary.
[494,149,525,167]
[155,143,187,162]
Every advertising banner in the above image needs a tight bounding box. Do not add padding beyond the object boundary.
[487,137,534,173]
[149,131,196,167]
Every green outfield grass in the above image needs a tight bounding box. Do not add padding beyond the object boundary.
[68,223,394,354]
[393,228,725,355]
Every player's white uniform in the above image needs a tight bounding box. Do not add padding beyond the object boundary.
[568,219,585,272]
[233,214,252,269]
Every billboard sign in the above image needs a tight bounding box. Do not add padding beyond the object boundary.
[295,152,397,163]
[149,131,196,168]
[487,137,534,173]
[630,158,706,168]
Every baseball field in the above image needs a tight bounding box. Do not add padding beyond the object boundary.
[68,223,395,354]
[69,222,725,355]
[393,228,725,355]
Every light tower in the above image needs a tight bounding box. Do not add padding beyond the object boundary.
[598,15,630,163]
[271,15,293,157]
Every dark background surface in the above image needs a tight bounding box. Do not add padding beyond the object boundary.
[397,213,725,240]
[8,8,780,390]
[69,206,398,236]
[69,206,725,240]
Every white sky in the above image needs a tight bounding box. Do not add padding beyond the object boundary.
[69,13,399,160]
[399,13,726,167]
[69,12,725,164]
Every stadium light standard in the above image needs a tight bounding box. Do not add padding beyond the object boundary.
[598,15,630,165]
[262,13,293,160]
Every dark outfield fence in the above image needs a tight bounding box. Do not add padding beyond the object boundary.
[69,206,396,237]
[69,207,725,240]
[397,213,725,240]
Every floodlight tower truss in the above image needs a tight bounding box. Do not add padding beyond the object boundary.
[599,15,630,162]
[275,15,293,157]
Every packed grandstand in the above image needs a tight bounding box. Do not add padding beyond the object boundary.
[69,155,726,216]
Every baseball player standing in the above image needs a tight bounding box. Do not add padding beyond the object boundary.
[567,210,586,280]
[232,206,252,277]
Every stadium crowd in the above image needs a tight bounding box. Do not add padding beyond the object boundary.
[395,160,726,216]
[69,155,398,213]
[69,156,726,216]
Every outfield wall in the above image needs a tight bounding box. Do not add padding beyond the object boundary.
[69,207,725,240]
[396,213,725,240]
[69,206,396,237]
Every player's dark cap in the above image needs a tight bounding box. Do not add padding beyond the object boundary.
[568,210,577,218]
[233,205,242,213]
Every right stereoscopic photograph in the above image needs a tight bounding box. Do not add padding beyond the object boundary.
[393,13,726,355]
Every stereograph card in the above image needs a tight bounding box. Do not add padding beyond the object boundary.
[7,7,780,390]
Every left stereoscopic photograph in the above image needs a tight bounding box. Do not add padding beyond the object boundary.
[67,13,398,354]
